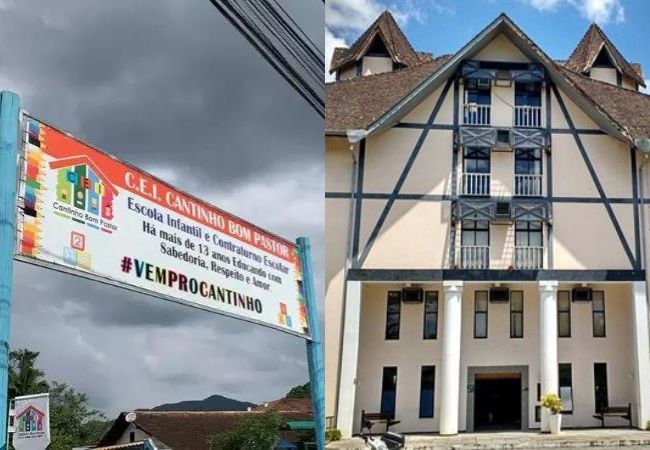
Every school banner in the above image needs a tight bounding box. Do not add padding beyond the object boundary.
[12,393,50,450]
[15,115,310,338]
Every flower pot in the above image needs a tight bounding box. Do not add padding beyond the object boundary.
[549,413,562,434]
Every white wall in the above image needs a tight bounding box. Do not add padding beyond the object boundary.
[354,282,635,433]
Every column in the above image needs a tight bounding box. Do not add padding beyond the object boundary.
[539,280,559,432]
[632,281,650,428]
[336,280,362,437]
[439,280,463,435]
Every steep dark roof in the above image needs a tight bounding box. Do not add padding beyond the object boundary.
[329,11,423,73]
[565,23,645,86]
[98,410,312,450]
[326,55,451,131]
[560,65,650,139]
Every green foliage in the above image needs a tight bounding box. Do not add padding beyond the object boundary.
[285,382,311,399]
[8,349,49,398]
[325,428,342,442]
[208,410,283,450]
[646,420,650,431]
[8,349,108,450]
[541,393,563,415]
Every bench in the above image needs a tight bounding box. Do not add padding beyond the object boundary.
[361,409,401,433]
[592,403,632,428]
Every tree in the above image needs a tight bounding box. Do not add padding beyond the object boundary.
[8,349,49,399]
[285,382,310,399]
[48,382,107,450]
[208,410,283,450]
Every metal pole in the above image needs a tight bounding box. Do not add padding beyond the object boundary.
[0,91,20,450]
[297,237,324,450]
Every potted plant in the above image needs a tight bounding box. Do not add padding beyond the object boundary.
[541,393,563,434]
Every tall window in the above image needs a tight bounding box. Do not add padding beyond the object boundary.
[514,149,542,196]
[463,147,491,175]
[514,81,542,107]
[462,147,491,196]
[419,366,436,418]
[465,80,491,105]
[423,291,438,340]
[594,363,609,413]
[559,363,573,414]
[592,291,606,337]
[558,291,571,338]
[381,366,398,419]
[474,291,488,338]
[515,218,543,269]
[510,291,524,338]
[386,291,401,340]
[461,219,490,269]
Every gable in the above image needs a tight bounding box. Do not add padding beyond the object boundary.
[472,33,530,63]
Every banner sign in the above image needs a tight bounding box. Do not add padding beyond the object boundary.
[15,116,310,338]
[12,393,50,450]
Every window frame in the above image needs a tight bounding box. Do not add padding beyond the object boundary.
[557,290,571,338]
[514,148,542,176]
[592,290,606,338]
[559,363,574,414]
[514,220,542,248]
[385,291,401,340]
[380,366,398,419]
[474,291,489,339]
[419,365,436,418]
[510,291,524,338]
[423,291,438,340]
[593,362,609,414]
[462,146,491,175]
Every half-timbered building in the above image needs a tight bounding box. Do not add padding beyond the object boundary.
[325,12,650,436]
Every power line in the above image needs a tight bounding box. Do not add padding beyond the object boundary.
[208,0,324,117]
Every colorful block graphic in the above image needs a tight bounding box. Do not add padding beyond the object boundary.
[15,406,45,433]
[70,232,85,251]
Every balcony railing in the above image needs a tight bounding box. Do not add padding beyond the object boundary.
[514,105,542,128]
[463,103,491,125]
[460,246,490,269]
[514,246,543,269]
[514,174,543,197]
[461,172,490,196]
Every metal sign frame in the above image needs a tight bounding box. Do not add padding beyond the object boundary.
[0,92,325,450]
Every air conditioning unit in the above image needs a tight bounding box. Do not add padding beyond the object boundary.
[402,287,424,303]
[493,129,512,151]
[489,287,510,302]
[494,201,512,222]
[572,287,593,301]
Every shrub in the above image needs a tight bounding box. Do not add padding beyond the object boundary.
[646,420,650,431]
[541,393,563,415]
[325,428,342,442]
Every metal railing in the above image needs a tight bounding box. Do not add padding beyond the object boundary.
[460,245,490,269]
[463,103,491,125]
[514,174,543,197]
[514,246,543,269]
[461,172,491,196]
[514,105,542,128]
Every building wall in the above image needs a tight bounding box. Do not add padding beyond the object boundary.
[362,56,393,76]
[324,30,643,425]
[590,67,618,86]
[325,137,356,417]
[114,424,170,449]
[353,283,635,433]
[338,65,357,81]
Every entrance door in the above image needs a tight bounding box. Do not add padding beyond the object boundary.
[474,372,522,431]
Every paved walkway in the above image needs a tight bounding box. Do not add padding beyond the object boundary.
[326,429,650,449]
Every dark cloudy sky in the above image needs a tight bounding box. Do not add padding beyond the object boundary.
[1,0,323,416]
